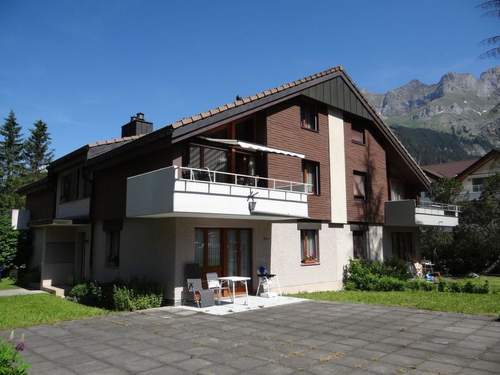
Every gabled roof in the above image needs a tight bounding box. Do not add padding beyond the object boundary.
[456,149,500,181]
[422,159,479,179]
[50,135,144,170]
[169,66,344,130]
[86,65,430,189]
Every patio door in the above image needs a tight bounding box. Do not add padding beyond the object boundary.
[195,228,252,289]
[195,229,223,276]
[226,229,252,277]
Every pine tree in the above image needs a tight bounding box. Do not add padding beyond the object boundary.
[0,111,24,182]
[0,111,25,214]
[24,120,53,176]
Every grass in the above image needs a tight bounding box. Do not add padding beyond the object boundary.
[293,290,500,315]
[0,294,108,330]
[294,276,500,316]
[0,278,17,290]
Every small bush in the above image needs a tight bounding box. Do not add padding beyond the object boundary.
[112,282,162,311]
[373,276,406,291]
[15,267,40,288]
[68,282,103,306]
[68,279,163,311]
[0,337,28,375]
[344,259,411,291]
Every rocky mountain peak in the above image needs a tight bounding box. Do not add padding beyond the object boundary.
[363,66,500,153]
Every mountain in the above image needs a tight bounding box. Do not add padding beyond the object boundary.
[363,67,500,164]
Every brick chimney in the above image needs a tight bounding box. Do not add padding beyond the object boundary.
[121,112,153,137]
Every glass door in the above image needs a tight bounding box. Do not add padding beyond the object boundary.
[195,228,223,277]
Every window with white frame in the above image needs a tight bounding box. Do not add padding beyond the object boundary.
[301,229,319,264]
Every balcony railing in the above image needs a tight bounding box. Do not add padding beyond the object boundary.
[416,201,460,217]
[126,165,311,219]
[385,199,459,227]
[177,166,313,194]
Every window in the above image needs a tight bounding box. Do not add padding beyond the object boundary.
[187,144,228,182]
[301,230,319,264]
[300,103,318,131]
[353,171,367,200]
[472,178,485,193]
[105,230,120,267]
[59,167,91,203]
[303,161,320,195]
[352,231,367,259]
[351,125,365,144]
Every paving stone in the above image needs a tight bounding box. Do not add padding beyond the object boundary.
[417,360,463,374]
[137,365,187,375]
[224,356,267,370]
[174,357,214,372]
[309,362,356,375]
[5,300,500,375]
[380,353,424,367]
[246,363,297,375]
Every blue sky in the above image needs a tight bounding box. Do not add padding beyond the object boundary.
[0,0,498,157]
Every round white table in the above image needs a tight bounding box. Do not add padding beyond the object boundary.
[217,276,251,305]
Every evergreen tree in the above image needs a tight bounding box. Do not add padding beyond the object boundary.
[0,111,24,182]
[24,120,53,176]
[0,111,25,214]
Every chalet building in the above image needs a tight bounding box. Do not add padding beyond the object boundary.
[16,66,459,302]
[423,149,500,201]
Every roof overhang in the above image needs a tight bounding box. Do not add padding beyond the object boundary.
[457,149,500,181]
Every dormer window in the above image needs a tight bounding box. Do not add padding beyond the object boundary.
[300,102,318,131]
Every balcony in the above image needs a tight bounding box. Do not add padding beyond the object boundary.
[126,166,312,220]
[56,198,90,219]
[385,200,459,227]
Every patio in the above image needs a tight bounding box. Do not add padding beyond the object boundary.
[3,300,500,374]
[178,295,305,315]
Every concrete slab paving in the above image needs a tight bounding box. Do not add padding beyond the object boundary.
[1,300,499,374]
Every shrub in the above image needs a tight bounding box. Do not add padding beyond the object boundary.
[68,282,103,307]
[344,259,411,291]
[373,276,406,291]
[0,216,19,274]
[112,282,162,311]
[0,336,28,375]
[406,279,435,291]
[15,267,40,288]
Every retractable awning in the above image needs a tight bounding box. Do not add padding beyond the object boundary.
[200,137,305,159]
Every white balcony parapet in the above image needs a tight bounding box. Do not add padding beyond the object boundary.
[126,166,311,219]
[385,199,459,227]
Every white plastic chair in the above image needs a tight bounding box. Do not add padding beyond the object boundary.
[206,272,230,302]
[256,272,282,297]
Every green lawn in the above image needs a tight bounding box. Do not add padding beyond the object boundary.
[294,276,500,316]
[293,289,500,316]
[0,294,108,330]
[0,278,17,290]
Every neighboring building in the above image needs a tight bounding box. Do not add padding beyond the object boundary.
[16,66,459,303]
[423,149,500,200]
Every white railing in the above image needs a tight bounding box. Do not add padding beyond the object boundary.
[174,166,313,194]
[416,201,460,217]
